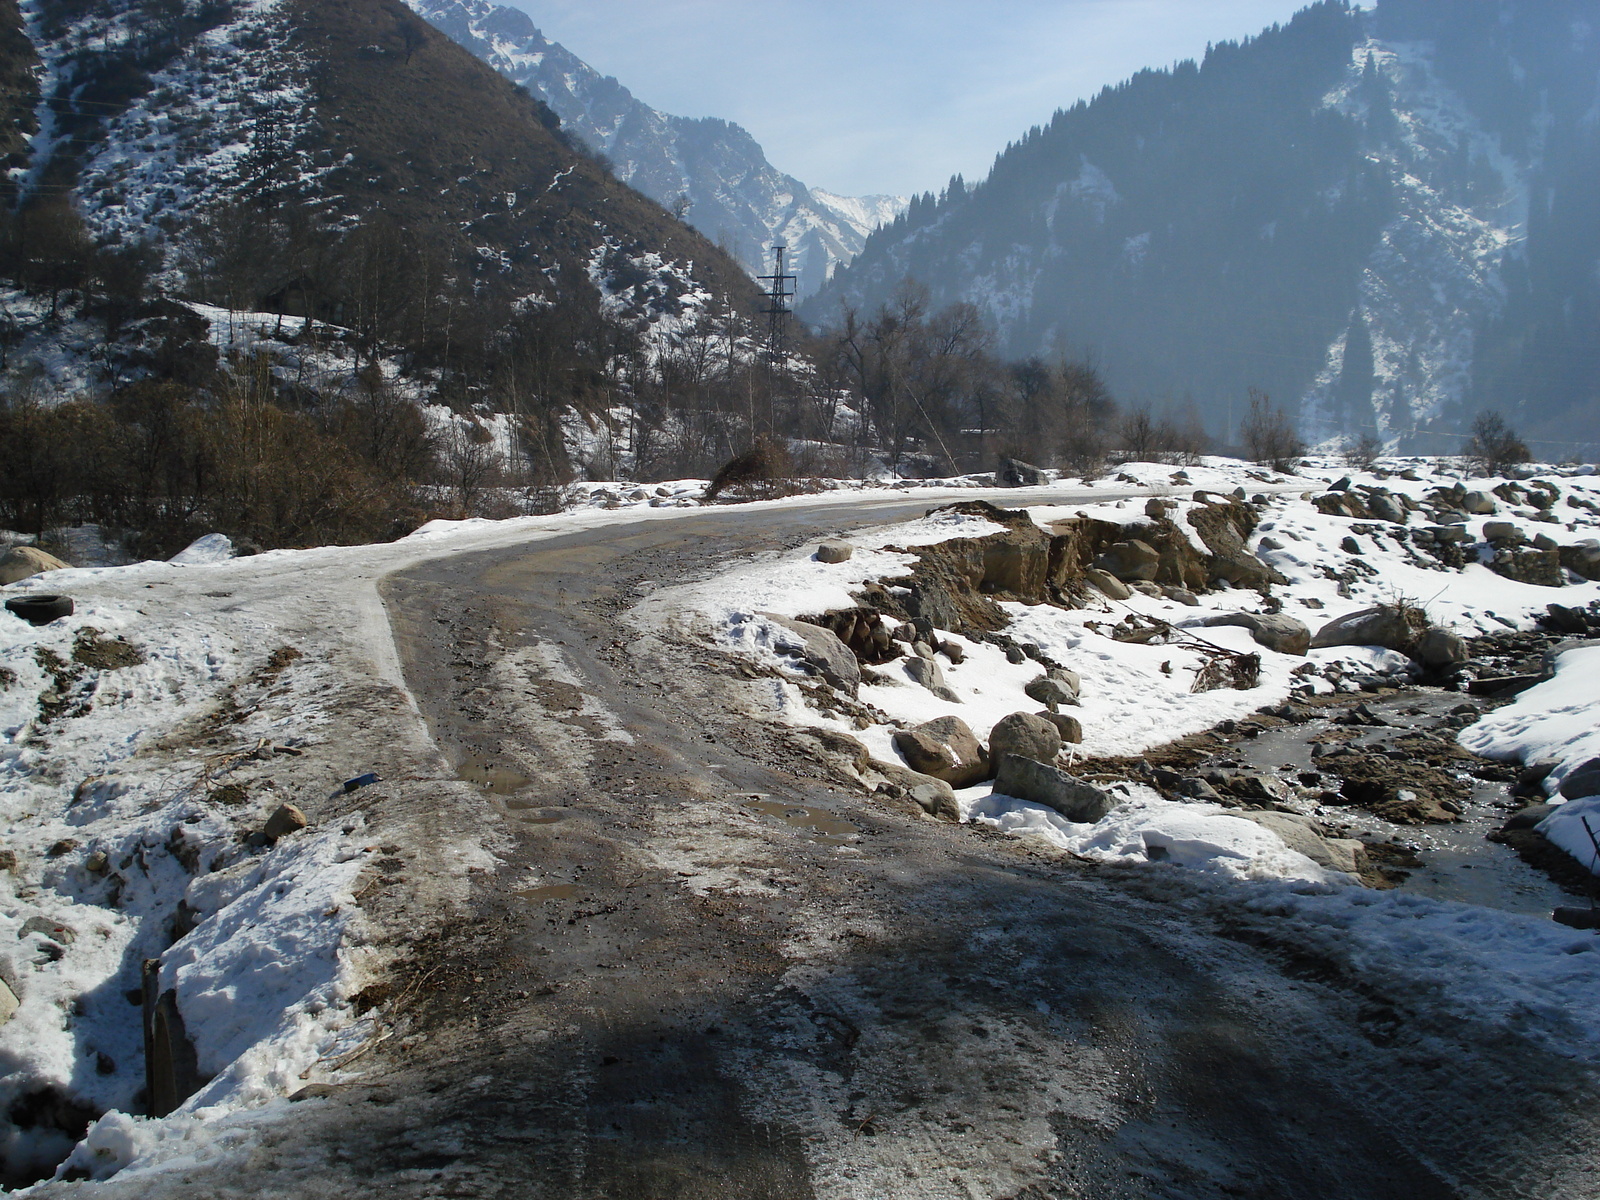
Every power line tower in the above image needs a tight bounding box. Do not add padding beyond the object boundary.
[757,244,796,370]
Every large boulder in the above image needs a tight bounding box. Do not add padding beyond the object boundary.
[1413,626,1468,668]
[1046,666,1082,697]
[987,713,1062,766]
[1186,501,1287,590]
[1193,612,1310,656]
[1365,492,1406,524]
[993,755,1115,823]
[1558,758,1600,800]
[1460,490,1498,515]
[1488,546,1564,588]
[0,546,69,586]
[761,614,861,696]
[1083,567,1131,600]
[1236,812,1362,874]
[1036,711,1084,743]
[1560,542,1600,581]
[997,457,1047,487]
[1309,605,1424,655]
[905,656,962,703]
[1093,540,1160,582]
[892,716,990,788]
[815,541,854,564]
[1025,676,1078,711]
[1482,521,1525,545]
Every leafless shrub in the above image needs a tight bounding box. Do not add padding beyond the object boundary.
[1239,389,1304,473]
[704,436,796,503]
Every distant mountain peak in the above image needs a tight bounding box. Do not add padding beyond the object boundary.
[403,0,905,296]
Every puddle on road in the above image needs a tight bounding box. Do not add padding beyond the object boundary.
[516,884,580,902]
[458,753,531,795]
[742,795,857,840]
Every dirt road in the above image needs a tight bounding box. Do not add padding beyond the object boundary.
[61,493,1600,1198]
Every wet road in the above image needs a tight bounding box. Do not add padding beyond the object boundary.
[68,493,1600,1199]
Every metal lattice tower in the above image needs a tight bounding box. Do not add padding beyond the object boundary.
[757,245,796,369]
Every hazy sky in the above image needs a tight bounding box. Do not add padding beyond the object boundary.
[509,1,1317,198]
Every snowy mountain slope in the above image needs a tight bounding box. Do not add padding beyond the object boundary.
[5,0,757,313]
[403,0,905,297]
[808,0,1600,455]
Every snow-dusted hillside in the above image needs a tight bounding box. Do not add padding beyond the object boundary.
[1299,38,1531,447]
[403,0,905,297]
[809,0,1600,456]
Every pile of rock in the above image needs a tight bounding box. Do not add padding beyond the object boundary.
[887,708,1112,825]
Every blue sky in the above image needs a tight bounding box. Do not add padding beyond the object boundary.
[508,1,1320,197]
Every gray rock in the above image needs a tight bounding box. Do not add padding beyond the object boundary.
[892,716,990,788]
[0,976,16,1026]
[263,803,309,840]
[1046,666,1082,696]
[1366,493,1406,524]
[1145,498,1173,519]
[997,456,1047,487]
[988,713,1062,765]
[1221,772,1293,804]
[1025,676,1078,711]
[1036,711,1084,744]
[1560,541,1600,581]
[909,782,961,822]
[19,915,76,944]
[1340,536,1364,555]
[1310,606,1420,654]
[1193,612,1310,656]
[1094,540,1161,582]
[1414,626,1468,667]
[904,656,961,703]
[938,640,966,664]
[993,755,1116,823]
[762,613,861,697]
[1501,802,1559,832]
[1558,758,1600,800]
[1162,586,1201,606]
[815,541,854,563]
[1429,525,1472,543]
[1083,567,1132,600]
[870,759,961,821]
[1483,521,1525,545]
[1533,533,1560,552]
[1257,535,1285,551]
[1236,812,1360,874]
[1460,490,1498,515]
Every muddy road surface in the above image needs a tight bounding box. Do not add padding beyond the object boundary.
[69,494,1600,1198]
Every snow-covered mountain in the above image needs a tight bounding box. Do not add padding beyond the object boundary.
[2,0,757,351]
[404,0,904,297]
[808,0,1600,454]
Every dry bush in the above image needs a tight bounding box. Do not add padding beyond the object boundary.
[704,436,797,502]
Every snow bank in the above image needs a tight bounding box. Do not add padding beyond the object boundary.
[1460,644,1600,873]
[965,784,1338,886]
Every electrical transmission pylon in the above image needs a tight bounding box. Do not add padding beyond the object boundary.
[757,244,796,370]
